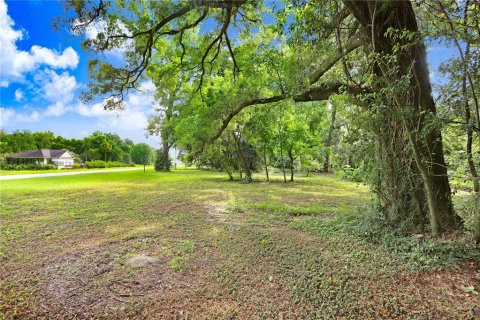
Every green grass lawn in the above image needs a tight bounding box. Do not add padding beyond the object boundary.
[1,169,478,319]
[0,165,143,176]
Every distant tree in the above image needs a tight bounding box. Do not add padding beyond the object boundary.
[132,143,153,172]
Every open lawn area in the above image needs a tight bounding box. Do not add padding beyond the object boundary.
[1,169,479,319]
[0,165,144,176]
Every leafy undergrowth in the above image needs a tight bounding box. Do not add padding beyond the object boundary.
[0,169,479,319]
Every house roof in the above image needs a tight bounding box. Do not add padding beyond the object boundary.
[7,149,72,159]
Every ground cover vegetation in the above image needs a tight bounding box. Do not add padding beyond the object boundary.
[1,0,479,317]
[60,0,479,240]
[1,170,479,318]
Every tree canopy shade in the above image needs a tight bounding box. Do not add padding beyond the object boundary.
[62,0,480,239]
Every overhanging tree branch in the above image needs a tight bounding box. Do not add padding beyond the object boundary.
[207,83,363,145]
[308,35,363,85]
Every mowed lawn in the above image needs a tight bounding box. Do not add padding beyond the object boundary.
[0,165,143,176]
[0,169,478,319]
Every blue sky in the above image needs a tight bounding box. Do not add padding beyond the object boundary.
[0,0,455,146]
[0,0,160,146]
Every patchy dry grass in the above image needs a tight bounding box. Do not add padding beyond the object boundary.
[0,169,479,319]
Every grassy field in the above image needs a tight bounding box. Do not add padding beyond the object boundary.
[1,169,479,319]
[0,165,143,176]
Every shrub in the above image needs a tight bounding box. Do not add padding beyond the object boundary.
[338,165,365,182]
[0,163,57,170]
[40,164,57,170]
[72,163,81,169]
[85,160,107,168]
[106,161,125,168]
[84,161,132,169]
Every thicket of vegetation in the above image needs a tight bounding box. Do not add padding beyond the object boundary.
[0,130,155,167]
[56,0,479,242]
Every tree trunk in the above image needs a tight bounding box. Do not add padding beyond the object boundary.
[373,121,429,230]
[464,78,479,193]
[345,0,462,233]
[324,103,337,173]
[474,195,480,244]
[461,52,480,193]
[288,147,294,182]
[280,140,286,183]
[221,161,234,181]
[239,145,252,182]
[162,140,170,171]
[244,162,252,182]
[406,127,440,234]
[263,144,269,182]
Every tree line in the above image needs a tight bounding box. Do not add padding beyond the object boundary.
[0,130,155,165]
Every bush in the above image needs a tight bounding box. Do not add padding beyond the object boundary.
[84,161,131,169]
[106,161,125,168]
[85,160,107,168]
[0,163,57,170]
[72,163,81,169]
[338,166,365,182]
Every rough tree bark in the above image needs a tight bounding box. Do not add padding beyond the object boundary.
[323,103,337,173]
[464,75,479,193]
[344,0,462,233]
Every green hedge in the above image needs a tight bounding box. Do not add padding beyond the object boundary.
[107,161,128,167]
[0,163,57,170]
[84,161,135,169]
[85,160,107,168]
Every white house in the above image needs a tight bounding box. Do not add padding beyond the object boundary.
[7,149,75,169]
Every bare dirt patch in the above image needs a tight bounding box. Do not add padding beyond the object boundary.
[33,238,221,319]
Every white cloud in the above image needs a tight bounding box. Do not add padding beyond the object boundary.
[14,88,24,101]
[72,81,156,131]
[16,110,40,122]
[14,46,79,74]
[102,109,149,130]
[0,0,79,87]
[75,101,110,117]
[74,101,150,131]
[0,107,16,125]
[4,64,154,133]
[0,107,40,126]
[35,69,78,104]
[44,102,68,117]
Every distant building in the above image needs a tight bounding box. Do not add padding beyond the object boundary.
[7,149,75,169]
